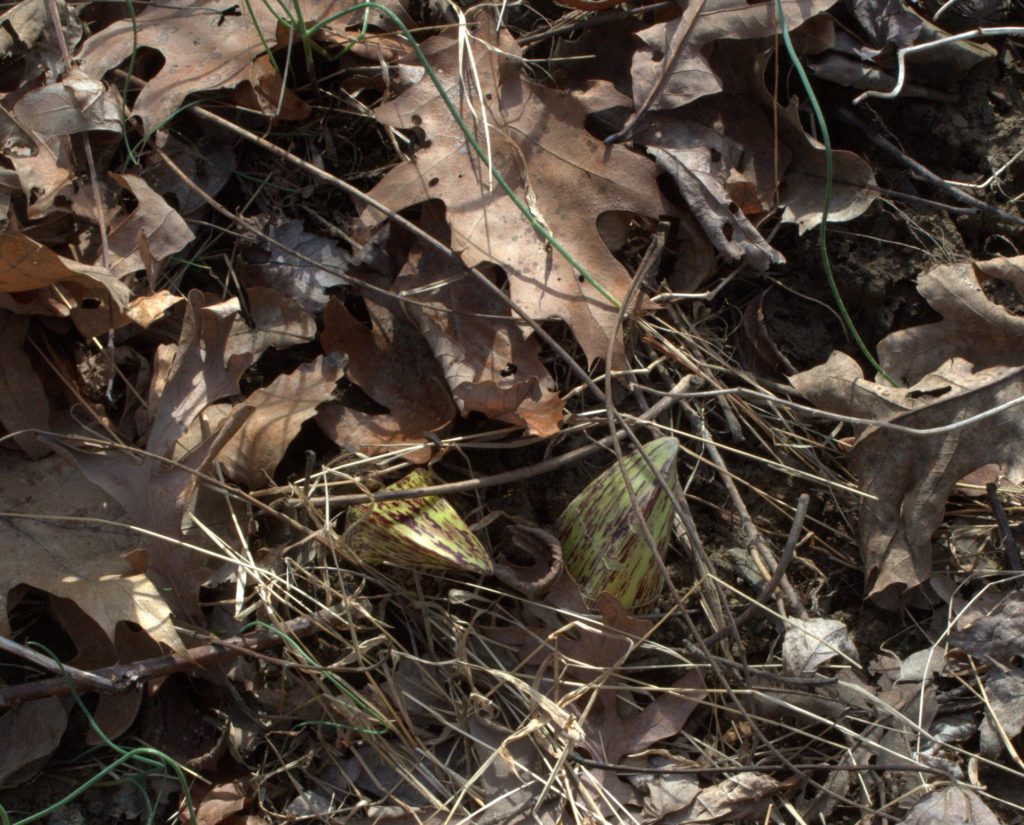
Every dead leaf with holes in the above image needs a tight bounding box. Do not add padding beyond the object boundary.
[362,11,668,365]
[76,0,353,134]
[395,205,564,436]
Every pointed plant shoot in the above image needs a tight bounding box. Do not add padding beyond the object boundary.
[555,437,680,608]
[343,469,492,575]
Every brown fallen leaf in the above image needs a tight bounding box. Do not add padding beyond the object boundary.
[0,453,182,650]
[217,353,346,488]
[795,357,1024,606]
[630,0,840,112]
[642,120,783,270]
[900,785,1003,825]
[395,205,564,436]
[0,696,66,788]
[0,312,50,458]
[666,772,796,824]
[76,0,344,134]
[147,291,254,458]
[105,173,195,278]
[878,255,1024,385]
[317,295,455,460]
[977,666,1024,758]
[225,286,317,361]
[782,616,859,676]
[12,68,122,135]
[949,590,1024,662]
[4,127,73,220]
[363,12,667,365]
[240,219,349,315]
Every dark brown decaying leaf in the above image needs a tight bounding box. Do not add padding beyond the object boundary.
[363,13,668,365]
[900,785,1003,825]
[218,353,346,488]
[0,312,50,458]
[317,296,455,460]
[0,696,66,788]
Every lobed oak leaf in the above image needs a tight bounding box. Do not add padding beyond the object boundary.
[362,13,668,366]
[76,0,351,134]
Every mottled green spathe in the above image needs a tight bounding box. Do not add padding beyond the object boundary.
[555,437,679,607]
[343,469,492,574]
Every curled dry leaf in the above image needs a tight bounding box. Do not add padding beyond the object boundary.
[669,772,796,824]
[363,11,667,365]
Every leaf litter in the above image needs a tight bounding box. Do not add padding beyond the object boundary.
[2,0,1024,821]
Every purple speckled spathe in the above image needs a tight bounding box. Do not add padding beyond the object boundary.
[555,437,679,607]
[343,468,493,574]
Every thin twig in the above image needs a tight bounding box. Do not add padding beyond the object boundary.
[986,482,1022,572]
[0,605,348,708]
[0,636,115,693]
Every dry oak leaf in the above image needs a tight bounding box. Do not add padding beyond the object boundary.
[631,0,840,112]
[76,0,349,134]
[878,255,1024,386]
[0,453,182,651]
[794,353,1024,607]
[362,15,667,366]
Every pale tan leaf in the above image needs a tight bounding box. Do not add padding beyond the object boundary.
[12,68,122,135]
[76,0,348,134]
[631,0,840,111]
[782,616,859,676]
[106,173,195,278]
[901,785,1002,825]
